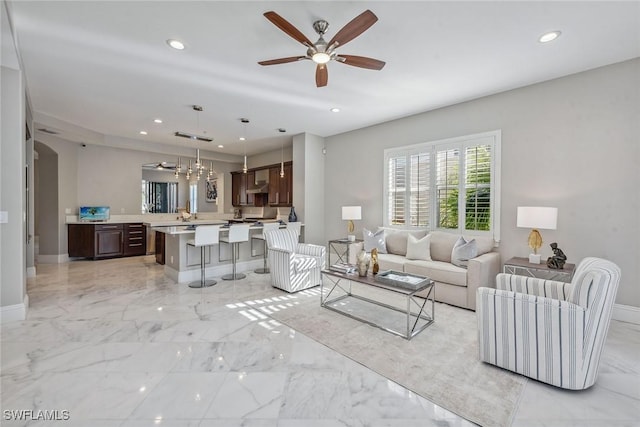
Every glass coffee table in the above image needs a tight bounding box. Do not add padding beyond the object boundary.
[321,269,435,340]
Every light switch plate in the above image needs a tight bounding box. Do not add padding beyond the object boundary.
[0,211,8,223]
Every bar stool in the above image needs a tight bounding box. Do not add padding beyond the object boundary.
[186,225,220,289]
[251,222,281,274]
[220,224,250,280]
[287,221,302,242]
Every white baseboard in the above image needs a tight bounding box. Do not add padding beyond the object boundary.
[165,259,265,284]
[38,254,69,264]
[26,266,36,278]
[0,294,28,323]
[612,304,640,325]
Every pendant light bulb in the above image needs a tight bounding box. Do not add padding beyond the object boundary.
[243,155,248,173]
[195,149,201,169]
[280,139,285,178]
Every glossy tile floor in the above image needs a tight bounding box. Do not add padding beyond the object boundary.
[1,256,638,426]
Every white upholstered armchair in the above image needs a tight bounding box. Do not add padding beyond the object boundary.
[265,228,326,293]
[477,257,620,390]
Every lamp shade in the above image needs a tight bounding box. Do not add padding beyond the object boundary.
[517,207,558,230]
[342,206,362,221]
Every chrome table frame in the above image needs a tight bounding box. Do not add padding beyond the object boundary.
[320,269,434,340]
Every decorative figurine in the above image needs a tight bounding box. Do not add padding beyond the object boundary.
[371,248,379,275]
[546,242,567,269]
[356,249,370,277]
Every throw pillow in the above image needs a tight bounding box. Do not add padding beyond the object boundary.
[405,234,432,261]
[451,236,478,268]
[363,228,387,253]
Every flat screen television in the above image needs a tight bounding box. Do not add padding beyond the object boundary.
[79,206,110,222]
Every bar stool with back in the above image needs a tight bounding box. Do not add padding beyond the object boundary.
[186,225,221,288]
[252,222,281,274]
[220,223,251,280]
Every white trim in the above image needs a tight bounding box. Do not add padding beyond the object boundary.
[38,254,69,264]
[164,258,265,284]
[0,294,28,323]
[26,266,36,278]
[612,303,640,325]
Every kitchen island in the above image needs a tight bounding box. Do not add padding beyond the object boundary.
[151,221,288,284]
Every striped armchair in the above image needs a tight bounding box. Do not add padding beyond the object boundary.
[477,257,620,390]
[265,228,326,293]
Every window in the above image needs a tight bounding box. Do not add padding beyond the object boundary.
[384,130,501,241]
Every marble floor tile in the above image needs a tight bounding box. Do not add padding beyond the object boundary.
[2,256,638,427]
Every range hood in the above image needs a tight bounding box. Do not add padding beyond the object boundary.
[246,182,269,194]
[246,169,270,194]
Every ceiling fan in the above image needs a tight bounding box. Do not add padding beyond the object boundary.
[258,9,386,87]
[142,162,176,171]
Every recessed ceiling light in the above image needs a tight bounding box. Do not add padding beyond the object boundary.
[153,118,163,124]
[139,131,148,135]
[330,107,340,113]
[239,137,246,141]
[539,31,561,43]
[217,144,224,148]
[166,39,185,50]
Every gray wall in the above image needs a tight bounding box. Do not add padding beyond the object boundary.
[1,0,26,313]
[325,58,640,308]
[34,142,59,256]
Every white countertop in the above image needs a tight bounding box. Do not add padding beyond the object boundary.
[153,223,283,235]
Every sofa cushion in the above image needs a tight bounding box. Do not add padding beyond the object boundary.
[406,234,432,261]
[429,231,459,262]
[472,235,494,256]
[404,260,468,287]
[363,228,387,253]
[379,228,428,256]
[451,236,478,268]
[376,253,407,272]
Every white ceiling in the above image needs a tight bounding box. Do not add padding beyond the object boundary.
[8,1,640,160]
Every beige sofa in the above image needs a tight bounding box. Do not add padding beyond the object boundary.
[352,229,500,311]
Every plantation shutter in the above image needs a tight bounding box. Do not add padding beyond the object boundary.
[410,153,430,227]
[465,145,492,231]
[387,156,407,225]
[435,148,460,229]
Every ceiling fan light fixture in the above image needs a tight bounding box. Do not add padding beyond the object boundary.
[312,52,331,64]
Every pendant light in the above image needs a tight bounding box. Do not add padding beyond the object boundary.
[240,118,249,173]
[280,142,285,178]
[278,128,286,178]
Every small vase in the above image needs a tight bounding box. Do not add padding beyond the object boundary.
[288,206,298,222]
[356,249,370,277]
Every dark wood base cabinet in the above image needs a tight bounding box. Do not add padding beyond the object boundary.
[68,223,146,259]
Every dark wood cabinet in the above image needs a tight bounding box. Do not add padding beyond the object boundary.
[155,230,165,265]
[124,223,146,256]
[231,172,247,206]
[232,162,293,207]
[68,223,146,259]
[268,162,293,206]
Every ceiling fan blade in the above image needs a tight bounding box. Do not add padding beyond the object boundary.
[263,11,313,47]
[316,64,328,87]
[328,9,378,48]
[258,56,307,66]
[337,55,386,70]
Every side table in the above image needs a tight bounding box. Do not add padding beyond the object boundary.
[503,256,575,282]
[327,238,363,266]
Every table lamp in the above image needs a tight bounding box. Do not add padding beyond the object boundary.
[342,206,361,241]
[517,206,558,264]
